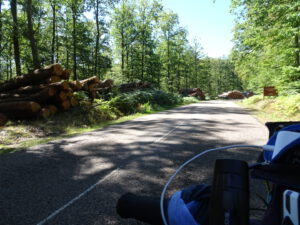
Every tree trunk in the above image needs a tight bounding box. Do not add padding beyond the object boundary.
[0,0,3,56]
[64,16,69,69]
[25,0,41,69]
[94,0,100,78]
[10,0,22,76]
[50,1,56,64]
[141,38,145,80]
[6,60,9,80]
[295,34,300,67]
[9,43,13,79]
[72,5,77,80]
[167,34,171,91]
[121,27,125,81]
[0,0,2,80]
[56,32,59,62]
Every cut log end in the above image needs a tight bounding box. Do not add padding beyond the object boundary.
[47,105,58,115]
[44,64,64,76]
[60,100,71,110]
[30,101,41,112]
[61,69,71,80]
[70,97,79,107]
[0,113,8,126]
[40,108,51,119]
[69,80,83,91]
[41,105,58,118]
[47,76,61,84]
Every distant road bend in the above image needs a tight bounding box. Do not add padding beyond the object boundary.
[0,100,268,225]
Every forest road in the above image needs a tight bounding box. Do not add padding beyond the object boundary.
[0,100,269,225]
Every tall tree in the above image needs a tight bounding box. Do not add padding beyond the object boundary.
[24,0,41,69]
[231,0,300,92]
[94,0,102,77]
[71,0,78,80]
[92,0,117,78]
[67,0,85,80]
[49,0,57,64]
[10,0,22,75]
[158,11,180,91]
[0,0,3,78]
[135,0,161,80]
[0,0,3,54]
[112,0,137,81]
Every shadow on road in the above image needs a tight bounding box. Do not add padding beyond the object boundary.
[0,101,267,225]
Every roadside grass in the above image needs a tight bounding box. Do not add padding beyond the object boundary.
[238,95,300,123]
[0,96,200,154]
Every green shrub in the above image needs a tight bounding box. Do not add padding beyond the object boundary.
[150,90,183,106]
[242,95,263,105]
[129,91,154,104]
[94,101,119,120]
[274,95,300,116]
[108,90,183,115]
[73,91,89,101]
[109,95,139,115]
[139,102,153,113]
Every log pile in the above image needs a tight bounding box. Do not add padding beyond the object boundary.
[218,90,245,99]
[180,88,206,100]
[243,91,254,98]
[119,81,152,93]
[95,78,114,96]
[0,64,111,126]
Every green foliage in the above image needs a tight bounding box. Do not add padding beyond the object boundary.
[242,95,263,105]
[138,102,152,113]
[93,100,119,120]
[278,66,300,94]
[73,91,89,101]
[0,0,243,95]
[109,94,139,115]
[241,95,300,122]
[108,90,183,115]
[274,95,300,116]
[182,97,200,104]
[150,90,183,106]
[231,0,300,93]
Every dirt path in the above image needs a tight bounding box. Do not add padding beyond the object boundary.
[0,100,268,225]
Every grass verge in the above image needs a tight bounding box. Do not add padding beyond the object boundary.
[238,95,300,123]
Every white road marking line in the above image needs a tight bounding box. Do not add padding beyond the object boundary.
[152,122,182,144]
[36,122,182,225]
[36,168,119,225]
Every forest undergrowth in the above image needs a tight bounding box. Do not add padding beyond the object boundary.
[239,95,300,123]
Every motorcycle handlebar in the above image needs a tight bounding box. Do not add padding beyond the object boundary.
[116,192,167,225]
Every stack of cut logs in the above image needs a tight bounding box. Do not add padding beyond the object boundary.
[95,79,114,95]
[119,81,152,93]
[0,64,107,126]
[218,90,244,99]
[180,88,206,100]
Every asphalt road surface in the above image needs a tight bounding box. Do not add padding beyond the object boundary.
[0,100,269,225]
